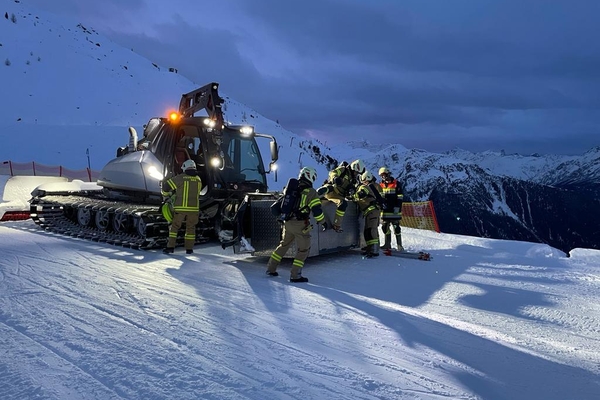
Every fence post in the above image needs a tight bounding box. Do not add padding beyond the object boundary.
[59,165,63,177]
[87,168,92,182]
[428,201,441,232]
[32,161,36,176]
[9,161,13,176]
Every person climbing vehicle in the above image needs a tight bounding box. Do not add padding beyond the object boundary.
[316,159,365,232]
[378,166,404,251]
[266,166,327,283]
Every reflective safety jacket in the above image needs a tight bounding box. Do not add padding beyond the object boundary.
[293,180,325,223]
[327,166,356,197]
[379,178,403,219]
[161,172,202,212]
[353,183,380,216]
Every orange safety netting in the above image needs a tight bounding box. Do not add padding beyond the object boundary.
[400,201,440,232]
[0,211,31,222]
[0,160,99,182]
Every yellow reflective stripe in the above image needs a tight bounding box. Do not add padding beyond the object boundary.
[183,181,190,207]
[299,190,307,209]
[169,232,177,238]
[167,180,177,190]
[308,198,320,208]
[335,209,345,216]
[173,207,198,211]
[292,259,304,267]
[184,234,195,240]
[271,253,283,262]
[366,238,378,245]
[314,213,325,222]
[365,205,377,214]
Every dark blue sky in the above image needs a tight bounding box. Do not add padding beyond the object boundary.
[27,0,600,155]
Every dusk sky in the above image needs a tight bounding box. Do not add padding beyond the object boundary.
[26,0,600,155]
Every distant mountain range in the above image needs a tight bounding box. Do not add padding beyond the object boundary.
[2,0,598,253]
[301,142,600,254]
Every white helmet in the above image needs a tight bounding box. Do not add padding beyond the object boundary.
[350,159,366,174]
[361,170,374,183]
[299,166,317,183]
[378,167,390,176]
[182,159,197,171]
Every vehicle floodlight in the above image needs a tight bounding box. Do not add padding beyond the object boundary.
[240,126,254,135]
[210,157,222,168]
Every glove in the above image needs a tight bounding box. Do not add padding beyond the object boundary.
[334,176,343,185]
[393,207,400,214]
[316,186,329,196]
[320,222,328,232]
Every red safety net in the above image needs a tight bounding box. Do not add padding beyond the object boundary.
[401,201,440,232]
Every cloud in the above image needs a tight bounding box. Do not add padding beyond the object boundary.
[24,0,600,155]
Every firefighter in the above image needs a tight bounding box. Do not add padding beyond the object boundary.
[378,166,404,251]
[316,159,365,232]
[161,159,202,254]
[353,170,381,258]
[267,166,327,283]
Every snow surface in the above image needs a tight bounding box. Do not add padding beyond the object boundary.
[1,220,599,400]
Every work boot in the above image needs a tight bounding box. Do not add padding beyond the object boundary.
[290,265,307,282]
[395,234,403,251]
[363,253,377,258]
[332,216,344,232]
[163,247,174,254]
[290,276,309,283]
[266,261,278,276]
[186,249,193,254]
[381,234,392,250]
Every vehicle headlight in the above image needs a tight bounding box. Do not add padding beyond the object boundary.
[147,165,164,180]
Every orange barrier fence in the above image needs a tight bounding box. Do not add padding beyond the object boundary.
[401,201,440,232]
[1,160,99,182]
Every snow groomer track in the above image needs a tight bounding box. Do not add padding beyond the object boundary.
[30,194,169,249]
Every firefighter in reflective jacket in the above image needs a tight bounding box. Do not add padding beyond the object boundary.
[161,159,202,254]
[353,170,381,258]
[316,159,365,232]
[267,167,326,283]
[378,166,404,251]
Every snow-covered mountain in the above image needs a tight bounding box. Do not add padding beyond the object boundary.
[1,0,599,253]
[300,142,600,253]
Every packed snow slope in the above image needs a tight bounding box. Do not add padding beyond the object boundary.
[1,220,599,400]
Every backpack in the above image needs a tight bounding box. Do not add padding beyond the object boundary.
[270,178,300,220]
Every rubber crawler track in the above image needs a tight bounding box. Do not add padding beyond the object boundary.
[29,194,170,249]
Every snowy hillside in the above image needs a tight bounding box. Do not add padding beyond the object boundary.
[0,0,328,187]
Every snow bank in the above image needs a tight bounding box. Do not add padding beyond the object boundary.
[0,175,69,219]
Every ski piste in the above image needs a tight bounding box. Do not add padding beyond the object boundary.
[383,248,432,261]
